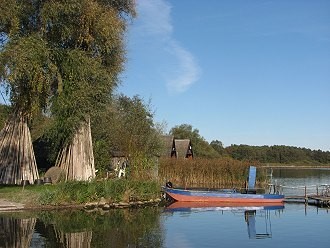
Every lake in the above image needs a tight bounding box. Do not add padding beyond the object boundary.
[0,167,329,248]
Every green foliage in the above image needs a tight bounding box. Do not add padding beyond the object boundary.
[92,95,162,173]
[311,149,330,163]
[36,179,161,205]
[38,189,56,205]
[0,35,57,116]
[47,49,114,147]
[0,104,10,129]
[41,0,135,147]
[93,139,112,173]
[210,140,225,155]
[0,0,136,156]
[170,124,220,158]
[225,144,330,164]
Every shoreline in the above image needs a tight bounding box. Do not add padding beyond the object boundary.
[0,198,163,213]
[262,165,330,169]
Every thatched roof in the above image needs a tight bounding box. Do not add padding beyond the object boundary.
[159,136,193,158]
[160,135,175,157]
[174,139,193,158]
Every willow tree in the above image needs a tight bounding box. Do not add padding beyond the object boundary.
[0,6,57,183]
[0,0,135,181]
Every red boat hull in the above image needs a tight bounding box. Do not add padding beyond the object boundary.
[166,201,284,210]
[164,187,284,203]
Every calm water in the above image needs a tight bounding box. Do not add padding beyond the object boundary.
[271,167,330,196]
[0,167,329,248]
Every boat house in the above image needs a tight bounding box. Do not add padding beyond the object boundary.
[160,135,193,159]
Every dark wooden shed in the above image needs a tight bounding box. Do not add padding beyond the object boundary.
[174,139,193,159]
[160,135,176,158]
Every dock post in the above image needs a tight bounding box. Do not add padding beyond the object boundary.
[304,186,307,204]
[316,185,318,196]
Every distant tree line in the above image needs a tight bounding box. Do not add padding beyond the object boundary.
[224,144,330,164]
[170,124,330,164]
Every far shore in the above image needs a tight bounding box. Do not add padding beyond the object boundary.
[262,164,330,169]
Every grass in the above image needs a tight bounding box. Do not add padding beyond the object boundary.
[158,157,266,189]
[0,179,161,207]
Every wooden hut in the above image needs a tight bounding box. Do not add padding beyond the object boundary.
[110,151,127,171]
[160,135,176,158]
[108,150,129,178]
[174,139,193,159]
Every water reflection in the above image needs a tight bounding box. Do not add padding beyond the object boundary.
[245,210,272,239]
[0,216,36,248]
[165,202,284,240]
[55,230,92,248]
[0,208,163,248]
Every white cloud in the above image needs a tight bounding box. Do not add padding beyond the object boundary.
[138,0,173,37]
[136,0,201,93]
[167,41,201,93]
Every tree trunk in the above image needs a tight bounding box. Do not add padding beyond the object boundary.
[55,118,95,181]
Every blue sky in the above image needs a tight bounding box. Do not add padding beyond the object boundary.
[0,0,328,151]
[118,0,330,151]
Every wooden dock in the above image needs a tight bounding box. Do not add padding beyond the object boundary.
[284,195,330,207]
[282,184,330,207]
[308,196,330,207]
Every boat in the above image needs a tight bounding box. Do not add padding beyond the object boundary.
[165,201,285,211]
[163,187,284,203]
[162,166,284,203]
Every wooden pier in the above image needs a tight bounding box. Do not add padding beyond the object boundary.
[282,184,330,207]
[285,195,330,207]
[306,196,330,207]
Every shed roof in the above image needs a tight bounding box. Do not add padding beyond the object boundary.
[160,135,175,157]
[174,139,193,158]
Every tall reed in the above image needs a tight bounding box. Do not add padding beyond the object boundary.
[158,158,266,189]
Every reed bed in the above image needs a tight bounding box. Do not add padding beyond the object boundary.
[158,157,266,190]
